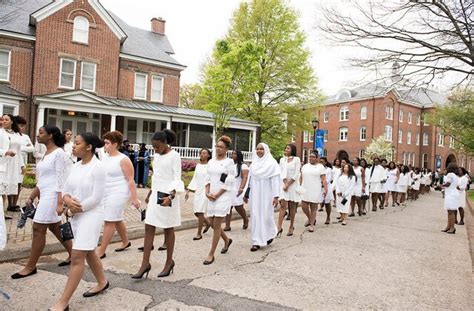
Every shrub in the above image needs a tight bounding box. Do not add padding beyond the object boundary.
[22,175,37,188]
[181,160,197,172]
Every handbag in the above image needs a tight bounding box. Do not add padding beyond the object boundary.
[17,204,37,229]
[139,208,146,221]
[341,197,348,205]
[244,187,251,199]
[157,191,172,207]
[220,173,228,183]
[59,215,74,241]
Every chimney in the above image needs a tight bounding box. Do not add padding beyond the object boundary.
[151,17,165,35]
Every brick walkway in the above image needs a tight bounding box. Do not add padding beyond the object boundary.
[3,188,197,248]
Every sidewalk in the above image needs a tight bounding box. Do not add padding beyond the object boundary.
[1,188,202,262]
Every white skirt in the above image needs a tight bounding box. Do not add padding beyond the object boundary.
[207,197,231,217]
[369,182,383,193]
[336,196,350,213]
[280,182,301,202]
[33,191,61,224]
[193,192,208,214]
[396,185,408,193]
[145,191,181,228]
[232,191,245,206]
[103,195,128,222]
[71,209,104,251]
[444,191,460,211]
[0,171,18,195]
[352,183,363,197]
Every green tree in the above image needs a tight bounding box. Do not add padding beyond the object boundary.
[179,84,205,109]
[365,136,394,161]
[428,89,474,155]
[201,0,321,155]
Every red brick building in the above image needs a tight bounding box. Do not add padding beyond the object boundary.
[0,0,257,159]
[293,83,473,172]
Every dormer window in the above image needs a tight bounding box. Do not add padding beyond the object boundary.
[73,16,89,44]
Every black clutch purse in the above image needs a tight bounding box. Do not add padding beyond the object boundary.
[361,194,369,201]
[157,191,172,207]
[139,208,146,221]
[17,204,37,229]
[244,187,251,199]
[220,173,228,183]
[60,217,74,241]
[341,198,348,205]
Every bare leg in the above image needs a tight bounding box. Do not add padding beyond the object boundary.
[384,192,390,207]
[17,223,48,274]
[13,183,22,206]
[85,251,108,292]
[371,193,378,211]
[309,203,317,231]
[458,208,465,225]
[234,205,249,228]
[48,222,72,260]
[224,208,232,230]
[96,221,116,257]
[205,217,228,261]
[288,201,297,235]
[51,250,87,310]
[136,224,155,273]
[350,197,356,215]
[161,227,175,272]
[195,212,204,237]
[301,201,310,223]
[115,221,130,248]
[324,203,331,224]
[277,200,287,231]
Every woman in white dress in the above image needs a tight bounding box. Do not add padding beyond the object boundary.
[411,168,421,201]
[13,116,34,210]
[224,150,249,231]
[439,163,460,234]
[319,157,334,224]
[202,136,235,265]
[300,151,327,232]
[0,114,25,216]
[335,164,356,226]
[133,130,184,278]
[63,129,77,177]
[51,133,108,311]
[331,158,342,196]
[384,161,399,207]
[396,165,410,207]
[186,148,212,240]
[359,158,369,215]
[455,167,469,226]
[96,131,140,259]
[350,157,366,217]
[277,144,301,237]
[244,143,280,251]
[11,125,73,279]
[368,157,386,212]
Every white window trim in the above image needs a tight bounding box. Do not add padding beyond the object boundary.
[339,107,349,121]
[59,58,76,89]
[360,127,366,141]
[339,127,348,141]
[408,112,412,124]
[385,106,394,120]
[303,130,309,143]
[134,72,148,100]
[423,133,429,146]
[80,61,97,92]
[398,129,403,144]
[438,133,444,147]
[399,110,403,122]
[416,133,420,146]
[407,131,412,145]
[151,75,164,102]
[72,16,89,44]
[384,125,393,141]
[0,49,11,82]
[323,112,329,123]
[360,106,367,120]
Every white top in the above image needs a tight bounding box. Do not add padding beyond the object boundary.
[279,156,301,202]
[458,175,469,208]
[20,133,34,165]
[34,141,47,163]
[335,174,356,213]
[232,162,249,206]
[205,157,235,216]
[300,163,326,203]
[0,130,25,188]
[63,141,77,166]
[187,163,209,213]
[444,172,460,210]
[103,153,130,197]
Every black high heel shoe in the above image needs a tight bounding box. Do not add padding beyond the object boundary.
[441,228,449,232]
[114,241,131,252]
[203,257,215,265]
[131,264,151,279]
[446,228,456,234]
[286,227,294,236]
[276,228,283,237]
[157,261,175,278]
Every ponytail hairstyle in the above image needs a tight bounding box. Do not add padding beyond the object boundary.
[42,125,66,148]
[234,150,244,178]
[200,148,212,162]
[218,135,232,149]
[79,132,104,154]
[3,114,21,133]
[151,129,177,146]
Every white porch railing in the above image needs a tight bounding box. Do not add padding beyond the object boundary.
[131,144,253,161]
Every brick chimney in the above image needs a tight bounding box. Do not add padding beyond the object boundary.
[151,17,165,35]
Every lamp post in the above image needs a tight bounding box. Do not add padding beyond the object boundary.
[391,145,396,162]
[311,118,319,152]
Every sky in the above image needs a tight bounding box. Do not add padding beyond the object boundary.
[100,0,392,96]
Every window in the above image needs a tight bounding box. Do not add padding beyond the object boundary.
[449,136,454,148]
[323,130,328,142]
[423,133,429,146]
[399,110,403,122]
[407,131,412,145]
[80,62,96,92]
[0,50,11,81]
[142,120,156,143]
[438,133,444,146]
[126,119,137,143]
[0,104,17,116]
[423,114,429,126]
[151,75,164,102]
[384,125,393,141]
[72,16,89,44]
[303,130,309,143]
[360,127,366,141]
[402,152,407,165]
[385,106,394,120]
[323,111,329,123]
[323,149,328,157]
[416,132,420,145]
[411,153,416,166]
[59,58,76,89]
[398,129,403,144]
[339,127,348,141]
[359,149,365,158]
[309,131,314,142]
[134,73,147,100]
[417,114,421,125]
[339,106,349,121]
[360,106,367,120]
[422,153,428,168]
[408,112,413,124]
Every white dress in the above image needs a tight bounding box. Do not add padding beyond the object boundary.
[458,175,469,209]
[322,166,334,203]
[444,173,460,211]
[248,173,279,246]
[368,165,385,194]
[20,133,34,166]
[232,163,249,206]
[187,163,208,213]
[396,173,409,193]
[412,173,421,191]
[33,148,68,224]
[352,166,363,197]
[63,157,106,251]
[146,150,184,228]
[300,163,325,203]
[0,130,24,195]
[103,153,130,222]
[386,169,398,192]
[335,175,355,213]
[279,157,301,202]
[331,167,341,192]
[205,157,235,217]
[63,141,77,177]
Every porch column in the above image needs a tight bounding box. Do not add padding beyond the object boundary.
[166,117,172,129]
[36,106,45,133]
[211,126,216,151]
[251,129,257,151]
[185,124,190,147]
[110,114,116,131]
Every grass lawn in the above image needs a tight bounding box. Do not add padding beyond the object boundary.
[468,190,474,202]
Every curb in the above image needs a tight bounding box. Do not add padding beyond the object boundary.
[0,213,247,263]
